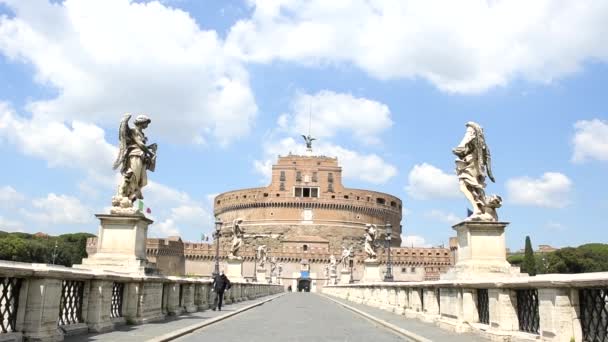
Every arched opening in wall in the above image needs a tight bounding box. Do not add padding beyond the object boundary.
[303,245,308,252]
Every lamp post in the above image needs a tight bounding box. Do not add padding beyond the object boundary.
[213,217,223,278]
[384,222,394,282]
[349,258,354,283]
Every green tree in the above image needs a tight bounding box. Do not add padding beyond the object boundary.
[523,236,536,276]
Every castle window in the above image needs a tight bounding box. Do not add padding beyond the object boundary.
[294,186,319,198]
[280,182,285,191]
[296,171,302,182]
[411,267,416,272]
[216,200,221,205]
[280,171,286,181]
[344,195,349,199]
[390,201,397,207]
[312,172,318,182]
[376,198,386,205]
[328,183,334,193]
[303,245,308,252]
[263,193,269,197]
[328,172,334,183]
[401,267,407,273]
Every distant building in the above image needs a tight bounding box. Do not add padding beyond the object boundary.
[87,150,454,290]
[538,244,558,253]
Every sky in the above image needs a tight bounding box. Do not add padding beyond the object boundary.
[0,0,607,251]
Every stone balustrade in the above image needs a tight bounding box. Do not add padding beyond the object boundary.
[0,261,283,342]
[323,272,608,342]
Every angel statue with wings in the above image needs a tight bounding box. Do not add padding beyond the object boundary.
[301,134,316,151]
[111,113,157,212]
[452,122,502,221]
[364,224,378,260]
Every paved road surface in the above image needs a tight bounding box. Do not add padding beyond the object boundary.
[175,293,409,342]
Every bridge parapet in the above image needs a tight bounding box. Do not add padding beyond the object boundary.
[0,260,283,342]
[323,273,608,342]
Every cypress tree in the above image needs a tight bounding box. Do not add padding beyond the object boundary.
[523,236,536,276]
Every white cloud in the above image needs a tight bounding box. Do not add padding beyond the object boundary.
[226,1,608,93]
[0,103,116,186]
[400,234,431,248]
[0,0,257,145]
[405,163,460,200]
[0,185,26,205]
[281,90,392,145]
[254,137,397,184]
[424,209,461,225]
[22,193,91,224]
[0,216,24,231]
[545,221,566,231]
[572,119,608,162]
[506,172,572,208]
[151,204,214,238]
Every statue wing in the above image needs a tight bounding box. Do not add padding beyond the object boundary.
[112,114,131,170]
[484,145,495,183]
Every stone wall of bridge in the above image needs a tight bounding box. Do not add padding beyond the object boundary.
[323,273,608,342]
[0,261,283,342]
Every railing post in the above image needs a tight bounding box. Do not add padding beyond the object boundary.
[489,288,518,331]
[166,283,182,316]
[538,288,581,342]
[21,278,63,341]
[85,279,113,333]
[183,283,197,313]
[123,281,142,323]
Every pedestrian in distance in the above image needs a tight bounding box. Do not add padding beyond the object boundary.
[212,270,231,311]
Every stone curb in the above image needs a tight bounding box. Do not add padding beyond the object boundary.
[147,293,286,342]
[320,294,432,342]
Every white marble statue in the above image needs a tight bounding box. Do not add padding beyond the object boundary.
[257,245,268,268]
[277,263,283,277]
[270,256,277,275]
[364,224,378,260]
[111,113,157,214]
[329,254,337,273]
[229,218,244,258]
[339,246,352,270]
[452,122,502,221]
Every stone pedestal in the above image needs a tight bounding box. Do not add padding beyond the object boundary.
[271,275,277,284]
[339,269,351,284]
[256,269,268,283]
[362,259,381,283]
[75,213,155,275]
[442,221,521,280]
[226,258,245,282]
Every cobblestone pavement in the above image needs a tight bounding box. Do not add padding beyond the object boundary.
[175,293,410,342]
[325,295,491,342]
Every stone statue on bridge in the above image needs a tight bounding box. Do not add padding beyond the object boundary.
[257,245,268,268]
[364,224,378,260]
[111,113,157,215]
[452,122,502,222]
[229,218,244,258]
[329,254,337,273]
[339,246,352,270]
[270,256,277,275]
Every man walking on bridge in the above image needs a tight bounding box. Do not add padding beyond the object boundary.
[212,270,231,311]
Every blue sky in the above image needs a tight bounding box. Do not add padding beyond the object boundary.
[0,0,607,250]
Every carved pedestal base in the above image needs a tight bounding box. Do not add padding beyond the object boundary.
[226,258,245,282]
[74,213,156,275]
[441,220,522,280]
[362,259,382,283]
[256,269,268,283]
[339,269,351,284]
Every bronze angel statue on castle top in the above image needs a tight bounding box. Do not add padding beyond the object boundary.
[111,113,157,212]
[452,121,501,221]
